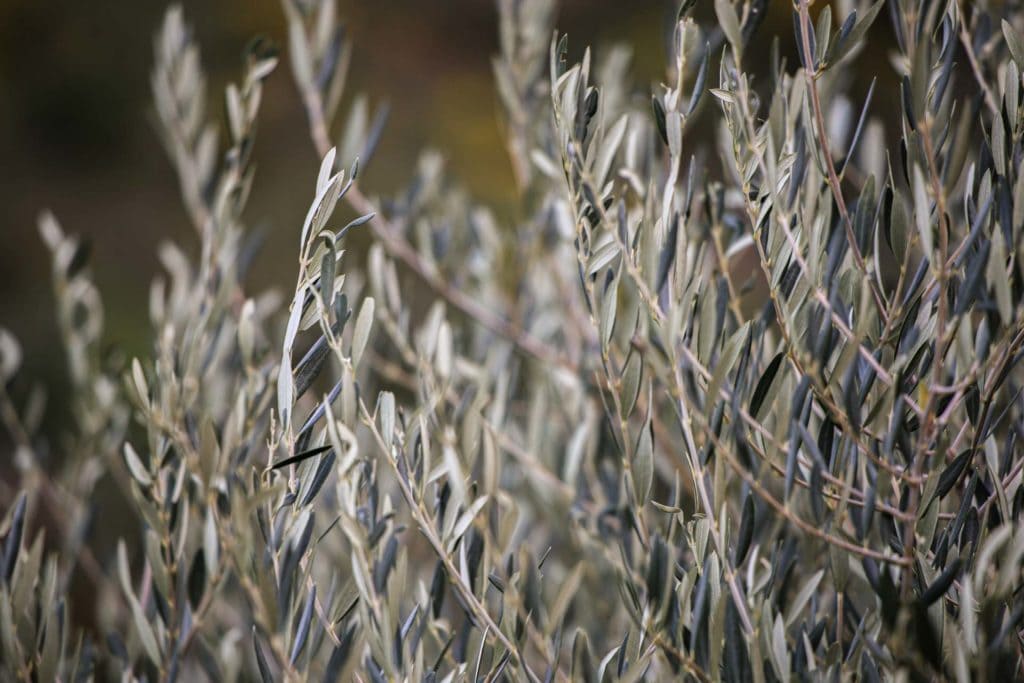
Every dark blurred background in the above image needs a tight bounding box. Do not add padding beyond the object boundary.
[0,1,665,389]
[1,0,876,422]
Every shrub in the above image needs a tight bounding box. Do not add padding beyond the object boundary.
[2,0,1024,680]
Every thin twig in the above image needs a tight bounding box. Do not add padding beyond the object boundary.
[797,0,888,320]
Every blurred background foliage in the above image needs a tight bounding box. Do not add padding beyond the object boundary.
[0,0,881,433]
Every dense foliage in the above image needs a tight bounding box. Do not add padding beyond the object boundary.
[2,0,1024,680]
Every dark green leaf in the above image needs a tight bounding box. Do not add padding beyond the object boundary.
[271,445,332,470]
[936,450,972,499]
[749,351,784,419]
[918,558,961,606]
[735,493,754,564]
[253,629,274,683]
